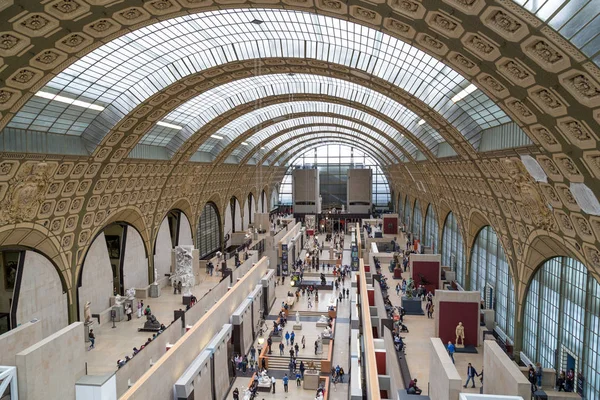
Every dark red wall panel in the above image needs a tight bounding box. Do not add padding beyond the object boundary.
[367,289,375,306]
[375,351,386,374]
[383,217,398,235]
[438,301,479,346]
[412,261,440,294]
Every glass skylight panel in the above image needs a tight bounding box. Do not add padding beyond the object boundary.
[231,116,404,160]
[15,8,505,147]
[140,73,440,152]
[244,126,400,164]
[513,0,599,65]
[196,101,419,158]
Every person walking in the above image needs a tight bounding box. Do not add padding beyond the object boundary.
[285,331,290,346]
[296,371,302,386]
[250,345,256,361]
[88,329,95,350]
[536,362,543,389]
[125,304,132,321]
[294,343,299,357]
[271,376,276,394]
[279,342,285,356]
[447,341,456,364]
[283,374,289,392]
[290,331,295,346]
[314,340,318,355]
[396,283,401,296]
[464,363,478,388]
[232,387,239,400]
[137,300,143,318]
[300,361,305,379]
[302,335,306,349]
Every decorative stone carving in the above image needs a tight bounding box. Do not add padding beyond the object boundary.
[557,118,597,149]
[482,8,527,41]
[427,12,463,38]
[388,0,425,18]
[522,37,570,72]
[558,70,600,108]
[384,18,414,38]
[505,98,536,124]
[171,245,195,296]
[46,0,90,20]
[0,162,54,224]
[417,33,447,56]
[0,87,21,110]
[462,33,500,61]
[503,159,556,232]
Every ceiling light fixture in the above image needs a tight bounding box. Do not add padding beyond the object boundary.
[156,121,183,130]
[251,19,263,25]
[451,84,477,103]
[211,134,224,140]
[417,119,426,126]
[261,146,266,149]
[35,91,104,111]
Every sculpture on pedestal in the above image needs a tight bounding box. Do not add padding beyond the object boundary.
[84,301,93,325]
[126,288,136,301]
[114,294,124,306]
[296,311,300,324]
[143,311,161,331]
[406,278,415,297]
[171,245,195,296]
[455,322,465,347]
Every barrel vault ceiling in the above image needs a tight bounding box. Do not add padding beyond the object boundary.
[0,0,598,333]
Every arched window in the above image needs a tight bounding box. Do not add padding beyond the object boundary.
[412,200,423,240]
[523,257,600,399]
[441,212,465,287]
[470,226,515,340]
[197,202,221,258]
[404,198,412,228]
[423,205,438,251]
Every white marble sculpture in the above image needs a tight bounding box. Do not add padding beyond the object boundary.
[84,301,93,325]
[296,311,300,325]
[322,326,332,337]
[114,294,124,306]
[126,288,136,300]
[259,370,270,384]
[318,315,328,323]
[172,245,195,296]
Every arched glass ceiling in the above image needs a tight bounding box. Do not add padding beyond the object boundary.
[196,101,420,158]
[265,132,396,166]
[231,116,404,159]
[257,130,398,166]
[275,138,390,169]
[266,134,396,167]
[513,0,600,65]
[138,74,442,154]
[7,9,510,149]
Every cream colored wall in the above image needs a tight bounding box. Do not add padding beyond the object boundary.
[122,227,149,289]
[0,320,43,366]
[79,232,114,318]
[16,251,68,338]
[154,217,173,282]
[178,212,194,246]
[429,338,462,400]
[483,340,530,399]
[16,322,85,400]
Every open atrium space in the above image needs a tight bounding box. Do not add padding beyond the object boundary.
[0,1,599,400]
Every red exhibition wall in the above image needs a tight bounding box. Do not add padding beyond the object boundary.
[383,217,398,235]
[375,351,386,374]
[438,301,479,346]
[412,261,440,294]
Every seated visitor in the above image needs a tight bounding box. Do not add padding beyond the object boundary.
[408,378,422,395]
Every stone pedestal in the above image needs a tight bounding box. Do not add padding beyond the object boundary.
[401,297,424,315]
[182,295,192,306]
[112,305,124,322]
[149,283,160,298]
[293,323,303,330]
[84,322,92,343]
[304,371,320,390]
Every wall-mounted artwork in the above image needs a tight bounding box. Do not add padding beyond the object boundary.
[105,236,121,259]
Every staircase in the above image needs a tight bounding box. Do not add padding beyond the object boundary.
[267,353,323,372]
[297,310,329,317]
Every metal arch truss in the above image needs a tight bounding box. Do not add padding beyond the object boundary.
[0,366,17,400]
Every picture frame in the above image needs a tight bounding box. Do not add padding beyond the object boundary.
[105,235,121,259]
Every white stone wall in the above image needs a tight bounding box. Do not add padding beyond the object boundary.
[234,199,242,232]
[122,227,149,289]
[154,217,173,282]
[16,322,85,400]
[79,232,114,319]
[178,212,193,246]
[16,251,68,338]
[243,201,250,230]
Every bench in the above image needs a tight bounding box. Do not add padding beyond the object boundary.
[544,391,581,400]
